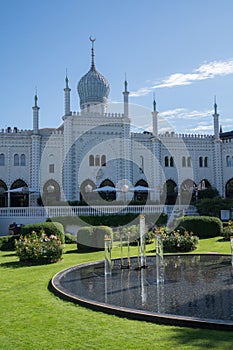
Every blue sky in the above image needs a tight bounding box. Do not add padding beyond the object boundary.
[1,0,233,134]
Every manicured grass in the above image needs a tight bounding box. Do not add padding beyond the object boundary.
[0,238,233,350]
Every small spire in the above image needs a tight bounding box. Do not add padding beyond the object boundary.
[34,87,38,107]
[89,36,96,69]
[220,125,223,133]
[153,93,157,112]
[124,73,128,92]
[65,69,69,89]
[214,95,218,115]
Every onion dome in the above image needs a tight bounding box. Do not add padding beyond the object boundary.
[77,37,110,111]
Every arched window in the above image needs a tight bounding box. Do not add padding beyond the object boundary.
[182,156,186,167]
[95,155,100,166]
[204,157,208,167]
[89,155,94,166]
[101,155,106,166]
[226,155,231,167]
[14,154,19,166]
[165,156,169,167]
[20,154,26,166]
[170,157,174,167]
[199,157,203,167]
[0,153,5,166]
[187,157,191,167]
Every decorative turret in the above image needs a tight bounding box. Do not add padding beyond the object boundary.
[123,75,129,117]
[77,37,110,113]
[64,72,71,116]
[32,91,40,134]
[213,96,220,140]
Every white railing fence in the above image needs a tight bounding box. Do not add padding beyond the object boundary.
[0,205,198,218]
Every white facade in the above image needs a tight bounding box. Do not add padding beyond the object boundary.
[1,40,233,208]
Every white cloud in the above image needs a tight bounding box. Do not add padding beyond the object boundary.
[130,58,233,97]
[135,107,215,135]
[159,108,212,121]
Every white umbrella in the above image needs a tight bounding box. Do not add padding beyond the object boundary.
[130,185,155,192]
[93,186,119,192]
[6,187,39,193]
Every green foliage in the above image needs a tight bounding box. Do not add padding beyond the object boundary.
[50,212,168,229]
[65,233,77,244]
[21,222,65,244]
[176,216,223,238]
[77,226,113,252]
[0,235,19,251]
[198,187,219,199]
[15,230,63,263]
[222,221,233,240]
[121,224,154,245]
[195,197,233,217]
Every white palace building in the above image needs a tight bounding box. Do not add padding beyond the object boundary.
[0,38,233,211]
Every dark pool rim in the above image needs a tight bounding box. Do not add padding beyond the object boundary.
[50,254,233,331]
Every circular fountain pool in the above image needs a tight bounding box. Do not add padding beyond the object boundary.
[51,254,233,330]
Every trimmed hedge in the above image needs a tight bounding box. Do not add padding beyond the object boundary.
[176,216,223,238]
[49,212,168,229]
[0,235,19,251]
[20,222,65,244]
[77,226,113,252]
[65,233,77,244]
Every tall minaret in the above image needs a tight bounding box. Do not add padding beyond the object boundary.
[152,95,158,137]
[31,93,41,205]
[151,95,161,201]
[32,92,40,134]
[212,97,223,196]
[123,75,129,117]
[213,96,220,140]
[64,72,71,116]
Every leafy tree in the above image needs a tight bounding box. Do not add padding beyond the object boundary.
[198,187,219,199]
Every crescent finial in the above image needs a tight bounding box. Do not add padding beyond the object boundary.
[89,36,96,43]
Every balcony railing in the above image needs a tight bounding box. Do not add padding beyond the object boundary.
[0,205,198,218]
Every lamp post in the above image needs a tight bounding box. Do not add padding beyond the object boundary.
[121,184,129,205]
[84,184,93,203]
[22,186,29,207]
[47,184,55,205]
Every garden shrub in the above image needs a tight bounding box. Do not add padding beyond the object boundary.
[94,226,113,249]
[176,216,223,238]
[15,230,63,263]
[121,224,154,245]
[77,226,113,252]
[49,212,168,229]
[195,197,233,217]
[0,235,19,251]
[65,233,77,244]
[222,221,233,240]
[162,230,199,252]
[21,222,65,244]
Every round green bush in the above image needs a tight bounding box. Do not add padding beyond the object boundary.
[77,226,113,252]
[0,235,19,251]
[175,216,223,238]
[65,233,77,244]
[20,222,65,244]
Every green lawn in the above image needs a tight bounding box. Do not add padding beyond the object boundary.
[0,237,233,350]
